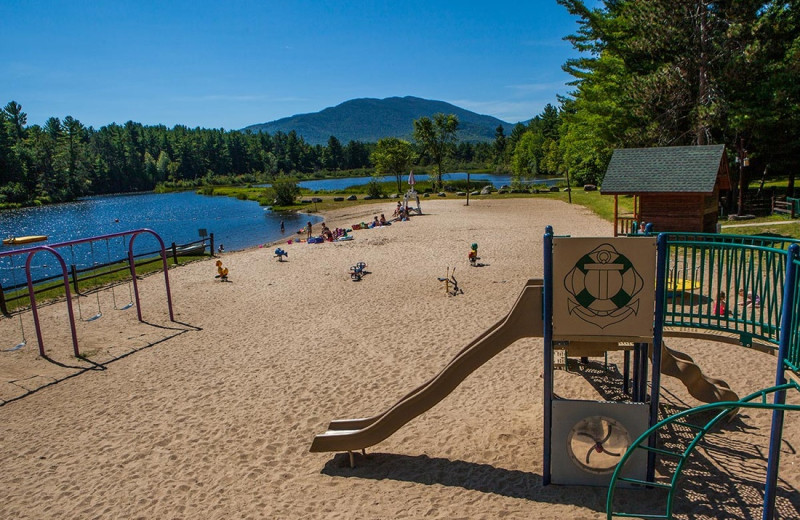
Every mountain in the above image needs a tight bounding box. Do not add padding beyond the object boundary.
[242,96,514,145]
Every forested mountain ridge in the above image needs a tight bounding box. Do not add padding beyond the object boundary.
[243,96,514,145]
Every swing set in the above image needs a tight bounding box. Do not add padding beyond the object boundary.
[0,229,174,358]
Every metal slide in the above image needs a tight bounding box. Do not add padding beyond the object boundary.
[310,279,544,454]
[660,342,739,403]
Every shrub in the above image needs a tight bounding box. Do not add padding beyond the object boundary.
[366,178,384,199]
[269,177,300,206]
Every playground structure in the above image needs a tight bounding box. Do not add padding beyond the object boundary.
[0,229,176,358]
[437,266,463,296]
[468,243,479,265]
[274,248,289,261]
[215,260,230,281]
[349,262,368,282]
[311,228,800,519]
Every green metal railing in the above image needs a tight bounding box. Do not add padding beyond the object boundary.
[605,233,800,519]
[606,381,800,519]
[659,233,799,349]
[786,255,800,372]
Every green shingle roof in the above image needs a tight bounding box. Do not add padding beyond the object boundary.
[601,144,726,194]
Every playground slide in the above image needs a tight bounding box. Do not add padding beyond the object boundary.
[310,279,544,453]
[659,342,740,403]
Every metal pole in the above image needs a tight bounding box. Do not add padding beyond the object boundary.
[763,243,799,519]
[542,225,554,485]
[623,350,630,395]
[647,233,668,482]
[128,230,175,322]
[0,281,8,317]
[632,345,641,402]
[24,247,79,357]
[71,264,80,294]
[737,138,747,216]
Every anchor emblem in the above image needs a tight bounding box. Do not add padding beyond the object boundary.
[564,243,644,329]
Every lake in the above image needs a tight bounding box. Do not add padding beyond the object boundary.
[0,191,320,286]
[297,172,564,192]
[0,172,563,286]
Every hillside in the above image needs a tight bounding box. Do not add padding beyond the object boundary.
[242,96,514,145]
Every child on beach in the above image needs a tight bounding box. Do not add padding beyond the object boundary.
[306,221,312,239]
[713,291,727,316]
[738,289,761,308]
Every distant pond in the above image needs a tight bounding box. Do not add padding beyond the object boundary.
[296,172,564,192]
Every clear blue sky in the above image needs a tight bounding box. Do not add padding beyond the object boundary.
[1,1,597,130]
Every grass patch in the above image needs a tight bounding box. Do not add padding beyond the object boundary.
[721,214,800,239]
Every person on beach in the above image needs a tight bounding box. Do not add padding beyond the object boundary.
[321,223,333,241]
[379,214,388,225]
[218,243,224,253]
[713,291,727,315]
[393,202,402,217]
[306,221,312,239]
[739,289,761,308]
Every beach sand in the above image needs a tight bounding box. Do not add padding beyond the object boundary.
[1,198,798,519]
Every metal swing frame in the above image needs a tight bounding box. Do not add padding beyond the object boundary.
[0,229,174,358]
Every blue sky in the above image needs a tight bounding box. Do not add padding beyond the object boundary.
[1,1,596,130]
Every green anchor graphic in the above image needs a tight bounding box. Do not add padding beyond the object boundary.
[564,243,644,329]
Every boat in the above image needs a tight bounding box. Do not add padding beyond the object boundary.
[173,244,206,256]
[2,235,48,245]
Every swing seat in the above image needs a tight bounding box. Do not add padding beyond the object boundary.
[2,340,26,352]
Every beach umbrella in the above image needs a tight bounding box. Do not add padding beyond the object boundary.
[408,170,416,186]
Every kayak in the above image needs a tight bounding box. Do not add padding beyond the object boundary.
[3,235,48,245]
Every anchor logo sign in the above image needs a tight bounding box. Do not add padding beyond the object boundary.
[563,243,644,329]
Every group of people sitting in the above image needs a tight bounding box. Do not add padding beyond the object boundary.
[319,222,349,241]
[368,214,389,228]
[393,202,411,221]
[713,289,761,316]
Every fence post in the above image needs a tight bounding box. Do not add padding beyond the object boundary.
[210,233,215,257]
[71,264,80,294]
[171,242,178,265]
[0,281,8,317]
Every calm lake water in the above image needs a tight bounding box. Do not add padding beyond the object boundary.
[297,172,564,191]
[0,191,319,286]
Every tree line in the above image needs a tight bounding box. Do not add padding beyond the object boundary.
[2,2,797,208]
[487,1,798,196]
[0,101,502,208]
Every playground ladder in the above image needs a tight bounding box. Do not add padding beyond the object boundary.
[606,381,800,520]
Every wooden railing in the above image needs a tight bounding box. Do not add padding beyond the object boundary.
[615,215,638,237]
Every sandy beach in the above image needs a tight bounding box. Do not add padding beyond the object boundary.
[1,198,798,519]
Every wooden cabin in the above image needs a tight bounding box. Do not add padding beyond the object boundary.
[601,144,731,235]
